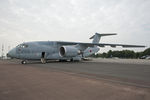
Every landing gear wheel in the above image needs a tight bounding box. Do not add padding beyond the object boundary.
[70,59,73,62]
[21,60,27,64]
[59,59,67,62]
[41,58,46,64]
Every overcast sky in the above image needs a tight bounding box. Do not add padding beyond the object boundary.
[0,0,150,55]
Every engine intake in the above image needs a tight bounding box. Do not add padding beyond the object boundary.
[59,46,80,57]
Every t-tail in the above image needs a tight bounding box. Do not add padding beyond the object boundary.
[90,33,117,43]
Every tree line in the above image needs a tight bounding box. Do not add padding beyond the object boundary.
[91,48,150,59]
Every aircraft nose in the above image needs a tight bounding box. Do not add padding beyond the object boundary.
[7,48,16,58]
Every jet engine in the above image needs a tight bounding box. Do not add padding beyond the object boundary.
[59,46,81,57]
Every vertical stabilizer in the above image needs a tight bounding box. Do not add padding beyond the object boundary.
[89,33,117,43]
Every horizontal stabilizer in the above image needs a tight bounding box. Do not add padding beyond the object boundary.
[89,33,117,39]
[89,33,117,43]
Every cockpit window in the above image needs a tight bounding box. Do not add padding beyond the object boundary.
[17,44,28,48]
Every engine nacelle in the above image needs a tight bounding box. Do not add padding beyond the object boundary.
[59,46,80,57]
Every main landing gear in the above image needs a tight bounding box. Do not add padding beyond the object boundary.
[41,52,46,64]
[41,58,46,64]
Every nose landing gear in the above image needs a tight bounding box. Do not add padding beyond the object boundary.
[21,60,27,64]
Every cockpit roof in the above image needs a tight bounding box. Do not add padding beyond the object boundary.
[17,43,28,48]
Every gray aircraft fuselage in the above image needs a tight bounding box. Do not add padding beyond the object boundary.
[7,41,98,62]
[11,41,60,60]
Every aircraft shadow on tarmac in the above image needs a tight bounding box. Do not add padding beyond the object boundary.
[23,60,87,64]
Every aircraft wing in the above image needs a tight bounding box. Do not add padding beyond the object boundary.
[95,43,146,48]
[56,41,145,48]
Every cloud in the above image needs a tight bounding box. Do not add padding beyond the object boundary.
[0,0,150,54]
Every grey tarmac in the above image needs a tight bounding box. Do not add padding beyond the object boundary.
[0,59,150,100]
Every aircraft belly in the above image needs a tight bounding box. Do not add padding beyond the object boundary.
[19,53,41,60]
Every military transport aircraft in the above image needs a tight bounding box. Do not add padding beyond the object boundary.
[7,33,145,64]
